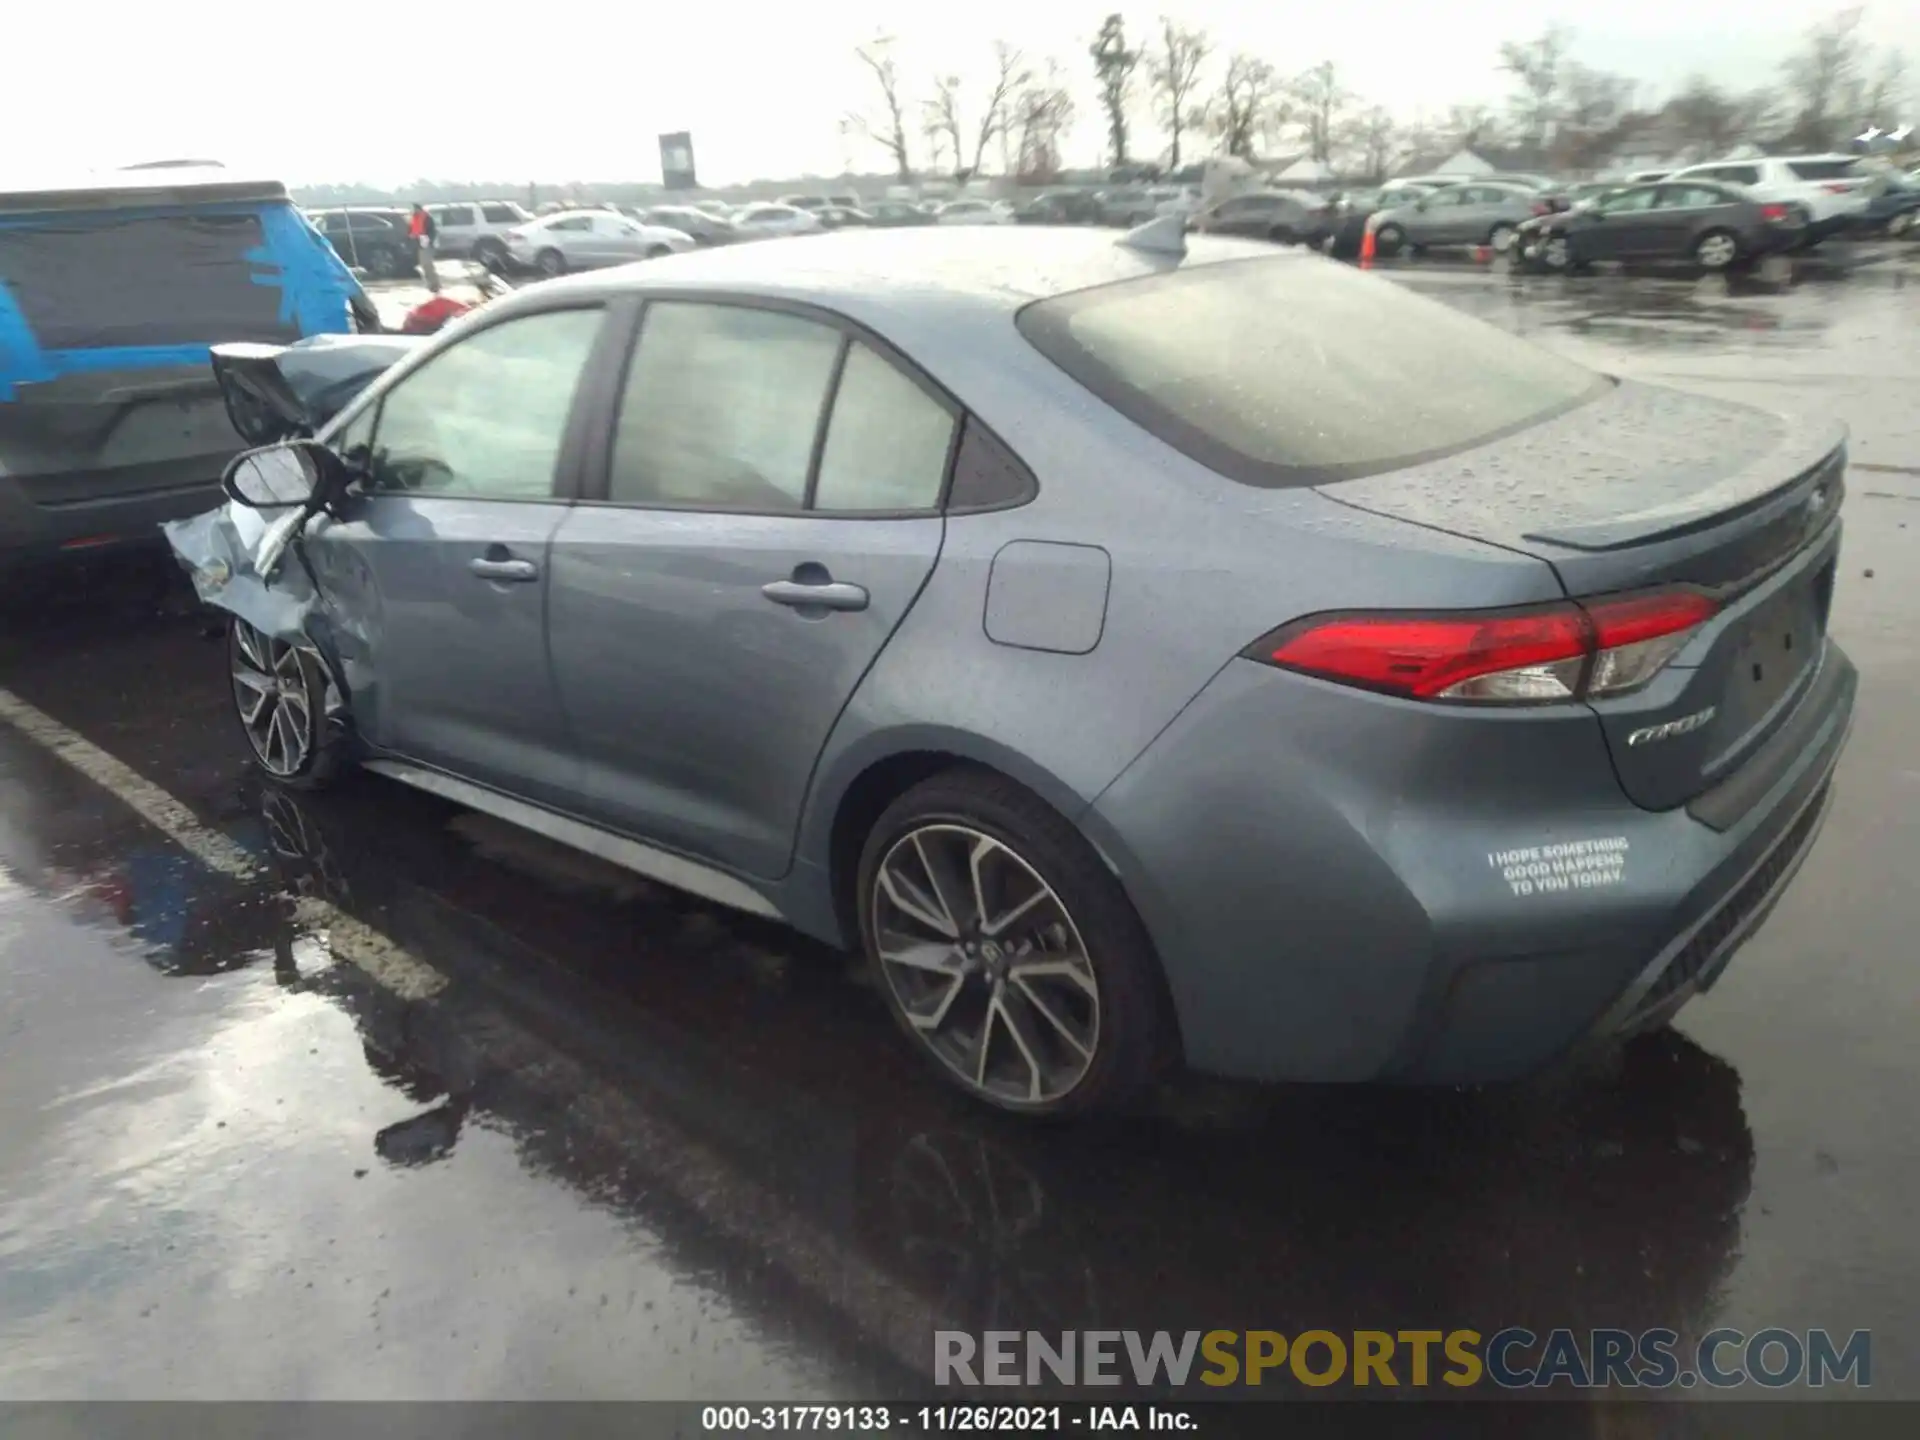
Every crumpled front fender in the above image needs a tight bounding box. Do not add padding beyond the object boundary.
[161,502,319,645]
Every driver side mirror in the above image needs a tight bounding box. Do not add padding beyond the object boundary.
[222,439,346,511]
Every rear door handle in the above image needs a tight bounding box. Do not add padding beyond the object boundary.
[470,556,539,583]
[761,579,869,612]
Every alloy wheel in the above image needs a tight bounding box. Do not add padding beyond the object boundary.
[872,824,1101,1107]
[1489,223,1517,253]
[232,621,313,777]
[1696,233,1738,269]
[1543,236,1571,270]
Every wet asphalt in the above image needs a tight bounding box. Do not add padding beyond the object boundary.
[1,244,1918,1407]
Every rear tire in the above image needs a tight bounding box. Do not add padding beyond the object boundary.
[228,619,350,791]
[856,769,1169,1118]
[1267,224,1297,246]
[536,247,566,277]
[1488,222,1517,253]
[472,238,508,271]
[644,244,670,259]
[1373,222,1406,255]
[1693,228,1740,270]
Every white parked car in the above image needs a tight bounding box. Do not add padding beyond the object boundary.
[427,199,532,269]
[503,210,695,276]
[729,203,824,238]
[935,198,1014,226]
[1662,154,1880,246]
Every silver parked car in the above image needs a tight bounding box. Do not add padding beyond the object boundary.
[1373,181,1550,254]
[502,209,696,276]
[174,228,1854,1118]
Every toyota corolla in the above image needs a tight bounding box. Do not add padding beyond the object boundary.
[168,226,1856,1117]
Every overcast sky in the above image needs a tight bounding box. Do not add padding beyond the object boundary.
[5,2,1914,187]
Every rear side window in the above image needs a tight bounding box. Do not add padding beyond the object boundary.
[0,209,298,350]
[1017,256,1608,487]
[1696,165,1761,186]
[1659,185,1728,209]
[1786,159,1858,180]
[813,342,956,511]
[481,204,519,224]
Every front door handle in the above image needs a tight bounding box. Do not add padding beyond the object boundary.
[470,556,539,583]
[761,578,869,612]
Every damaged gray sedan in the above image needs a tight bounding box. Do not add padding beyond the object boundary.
[171,228,1854,1117]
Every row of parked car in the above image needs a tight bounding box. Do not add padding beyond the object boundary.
[308,153,1920,286]
[1187,154,1920,275]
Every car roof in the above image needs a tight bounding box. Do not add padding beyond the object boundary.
[0,169,288,215]
[507,225,1285,330]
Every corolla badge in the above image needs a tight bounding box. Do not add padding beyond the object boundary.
[1627,706,1717,747]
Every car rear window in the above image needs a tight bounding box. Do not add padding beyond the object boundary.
[1017,255,1610,487]
[1786,159,1859,180]
[0,208,299,351]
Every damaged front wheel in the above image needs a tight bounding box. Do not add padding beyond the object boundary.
[229,619,349,788]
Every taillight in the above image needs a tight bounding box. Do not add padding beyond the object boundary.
[1761,203,1790,222]
[1821,182,1853,194]
[1531,201,1551,216]
[1246,589,1718,705]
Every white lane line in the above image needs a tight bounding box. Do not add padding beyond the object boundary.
[0,685,447,998]
[0,686,260,880]
[0,683,954,1375]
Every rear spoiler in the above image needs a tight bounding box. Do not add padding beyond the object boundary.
[211,334,423,445]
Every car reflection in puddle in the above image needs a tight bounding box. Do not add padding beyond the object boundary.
[24,770,1760,1398]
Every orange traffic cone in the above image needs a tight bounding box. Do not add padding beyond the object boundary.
[1358,218,1377,269]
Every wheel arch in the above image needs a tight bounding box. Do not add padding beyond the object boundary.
[802,727,1097,943]
[800,727,1186,1063]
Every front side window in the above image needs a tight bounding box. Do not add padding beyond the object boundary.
[363,308,603,499]
[609,303,841,511]
[1019,255,1607,487]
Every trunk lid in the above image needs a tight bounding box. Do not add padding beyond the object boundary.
[210,334,422,444]
[1320,380,1847,812]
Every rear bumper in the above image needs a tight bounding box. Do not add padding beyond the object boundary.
[1085,640,1856,1085]
[0,457,228,566]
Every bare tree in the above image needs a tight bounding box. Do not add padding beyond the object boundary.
[1441,103,1502,153]
[846,38,914,182]
[1499,24,1573,152]
[1852,49,1910,131]
[1210,53,1279,158]
[1553,64,1638,168]
[966,42,1029,179]
[1290,61,1352,166]
[922,75,968,180]
[1666,75,1745,159]
[1342,106,1400,180]
[1148,19,1211,170]
[1012,60,1077,181]
[1780,6,1869,150]
[1089,14,1141,167]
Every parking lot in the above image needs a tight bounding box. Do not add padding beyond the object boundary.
[2,252,1918,1406]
